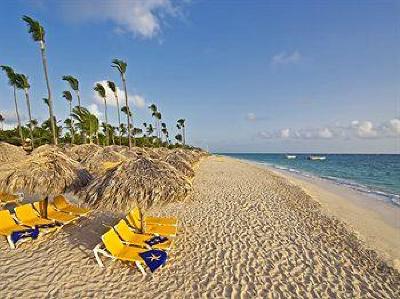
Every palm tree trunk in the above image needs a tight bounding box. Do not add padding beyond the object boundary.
[183,126,186,145]
[104,97,109,146]
[75,91,86,144]
[122,75,132,148]
[40,42,57,145]
[13,85,24,145]
[69,102,74,144]
[24,89,35,149]
[114,92,122,145]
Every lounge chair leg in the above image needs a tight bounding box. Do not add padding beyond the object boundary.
[6,236,15,249]
[93,245,104,268]
[135,261,146,276]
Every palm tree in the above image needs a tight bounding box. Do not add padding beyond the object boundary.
[112,59,132,147]
[146,124,154,137]
[62,90,74,144]
[177,119,186,145]
[119,123,127,138]
[161,122,169,143]
[175,134,183,144]
[149,104,158,137]
[94,83,109,145]
[1,65,24,144]
[71,107,99,144]
[15,73,35,148]
[107,80,122,145]
[22,15,57,145]
[62,75,81,108]
[0,114,4,131]
[155,112,162,139]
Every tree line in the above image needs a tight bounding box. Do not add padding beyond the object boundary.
[0,16,187,149]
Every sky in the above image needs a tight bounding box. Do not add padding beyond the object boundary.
[0,0,399,153]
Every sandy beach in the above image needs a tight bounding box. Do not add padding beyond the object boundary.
[1,155,399,298]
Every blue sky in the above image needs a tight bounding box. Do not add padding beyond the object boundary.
[0,0,399,153]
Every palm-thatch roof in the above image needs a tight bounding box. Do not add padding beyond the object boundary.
[0,151,92,197]
[32,144,66,156]
[64,144,101,161]
[0,142,27,163]
[80,147,128,176]
[78,157,192,212]
[164,153,195,178]
[143,148,161,160]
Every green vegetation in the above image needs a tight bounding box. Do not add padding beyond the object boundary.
[1,15,192,151]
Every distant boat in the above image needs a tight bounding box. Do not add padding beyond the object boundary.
[285,154,297,159]
[308,155,326,161]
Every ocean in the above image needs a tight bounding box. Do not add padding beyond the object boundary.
[220,153,400,207]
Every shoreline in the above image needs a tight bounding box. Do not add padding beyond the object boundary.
[225,156,400,270]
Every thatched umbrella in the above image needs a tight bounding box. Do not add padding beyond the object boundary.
[0,150,92,217]
[80,147,128,176]
[164,153,195,178]
[0,142,27,163]
[78,157,192,218]
[64,144,101,162]
[32,144,66,156]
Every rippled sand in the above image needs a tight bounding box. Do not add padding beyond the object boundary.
[1,156,399,298]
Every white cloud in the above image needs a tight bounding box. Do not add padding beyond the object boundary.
[64,0,183,39]
[280,128,290,139]
[351,120,378,138]
[93,80,146,109]
[271,51,301,65]
[388,118,400,135]
[246,113,257,121]
[88,103,103,119]
[132,95,146,108]
[257,118,399,141]
[318,128,333,139]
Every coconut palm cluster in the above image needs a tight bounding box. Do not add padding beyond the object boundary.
[0,142,208,213]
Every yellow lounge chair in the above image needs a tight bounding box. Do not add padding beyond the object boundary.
[114,219,173,251]
[130,207,178,226]
[0,210,31,249]
[93,229,147,275]
[14,204,56,228]
[0,192,23,206]
[53,195,90,216]
[33,201,79,225]
[126,208,178,237]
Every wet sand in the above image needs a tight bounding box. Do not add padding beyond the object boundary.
[1,155,399,298]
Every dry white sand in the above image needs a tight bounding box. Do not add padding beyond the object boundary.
[1,155,399,298]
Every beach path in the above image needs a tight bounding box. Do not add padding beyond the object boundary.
[0,156,399,298]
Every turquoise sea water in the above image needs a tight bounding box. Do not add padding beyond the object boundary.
[220,153,400,207]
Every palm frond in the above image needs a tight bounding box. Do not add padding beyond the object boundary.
[107,80,116,92]
[94,83,106,98]
[0,65,18,86]
[62,75,79,91]
[22,15,45,42]
[111,59,127,74]
[15,73,30,90]
[62,90,73,102]
[42,97,50,107]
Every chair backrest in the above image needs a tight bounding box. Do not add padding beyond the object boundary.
[126,207,142,230]
[114,219,135,241]
[32,201,40,211]
[0,210,18,229]
[15,204,39,222]
[53,195,68,209]
[102,229,124,256]
[0,192,18,203]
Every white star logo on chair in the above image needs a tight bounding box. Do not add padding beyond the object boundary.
[147,253,161,262]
